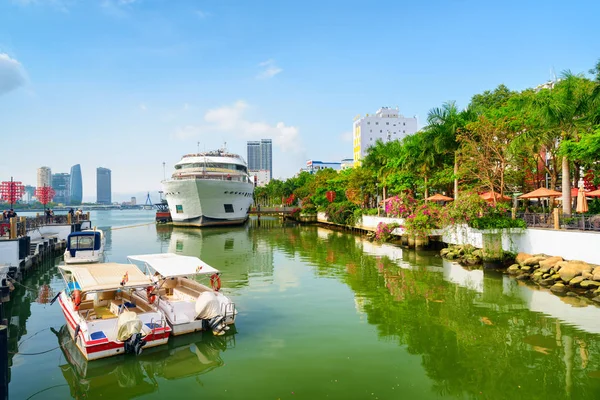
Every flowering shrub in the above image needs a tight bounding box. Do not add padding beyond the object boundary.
[403,203,445,237]
[375,222,401,242]
[385,193,417,218]
[325,201,358,225]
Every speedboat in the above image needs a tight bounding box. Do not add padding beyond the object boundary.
[127,253,237,336]
[64,229,105,264]
[56,262,171,360]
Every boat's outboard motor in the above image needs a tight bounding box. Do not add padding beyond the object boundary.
[195,292,228,336]
[117,310,146,354]
[124,333,146,355]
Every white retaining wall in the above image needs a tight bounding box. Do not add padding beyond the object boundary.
[443,224,600,265]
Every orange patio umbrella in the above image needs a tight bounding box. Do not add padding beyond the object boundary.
[518,187,562,199]
[585,189,600,197]
[426,193,454,202]
[480,191,511,202]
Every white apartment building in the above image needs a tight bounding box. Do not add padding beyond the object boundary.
[352,107,418,165]
[249,170,271,187]
[37,166,52,188]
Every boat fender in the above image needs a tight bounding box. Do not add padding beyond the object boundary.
[71,289,82,311]
[74,324,81,340]
[146,286,156,304]
[210,274,221,292]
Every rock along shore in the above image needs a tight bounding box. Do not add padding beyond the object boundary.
[441,245,600,305]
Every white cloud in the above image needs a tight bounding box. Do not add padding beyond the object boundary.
[195,10,211,18]
[173,100,303,154]
[256,59,282,80]
[340,131,353,142]
[0,53,26,96]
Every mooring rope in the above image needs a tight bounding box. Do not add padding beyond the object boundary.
[110,222,154,231]
[7,277,38,293]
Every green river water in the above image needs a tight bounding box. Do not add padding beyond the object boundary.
[5,210,600,399]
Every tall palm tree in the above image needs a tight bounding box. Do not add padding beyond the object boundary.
[426,101,471,199]
[534,71,593,215]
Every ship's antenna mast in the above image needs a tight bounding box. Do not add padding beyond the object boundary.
[162,161,166,180]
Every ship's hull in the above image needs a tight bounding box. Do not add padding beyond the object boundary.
[163,178,254,227]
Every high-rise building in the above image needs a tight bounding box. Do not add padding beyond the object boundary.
[52,173,71,205]
[247,141,261,171]
[260,139,272,179]
[37,166,52,188]
[69,164,83,205]
[96,167,112,204]
[352,107,418,165]
[247,139,273,181]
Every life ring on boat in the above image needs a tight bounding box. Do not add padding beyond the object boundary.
[71,289,82,311]
[146,286,157,304]
[210,274,221,292]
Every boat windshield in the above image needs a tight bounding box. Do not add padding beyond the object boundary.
[68,232,101,251]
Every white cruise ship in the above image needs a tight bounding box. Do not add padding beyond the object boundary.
[163,148,255,227]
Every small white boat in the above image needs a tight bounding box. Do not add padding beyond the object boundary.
[64,229,105,264]
[56,263,171,360]
[127,253,237,336]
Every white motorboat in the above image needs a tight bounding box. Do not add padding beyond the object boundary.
[162,148,255,227]
[64,229,105,264]
[56,263,171,360]
[127,253,237,336]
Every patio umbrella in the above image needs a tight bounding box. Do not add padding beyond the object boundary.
[426,193,453,202]
[586,189,600,197]
[576,186,589,213]
[519,187,562,215]
[519,187,562,199]
[480,191,511,202]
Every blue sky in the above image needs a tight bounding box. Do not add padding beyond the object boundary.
[0,0,598,202]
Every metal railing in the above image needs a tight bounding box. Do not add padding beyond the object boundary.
[559,214,600,231]
[515,212,554,229]
[515,212,600,231]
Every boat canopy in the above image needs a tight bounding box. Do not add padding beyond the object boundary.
[66,230,102,251]
[58,263,152,292]
[127,253,219,278]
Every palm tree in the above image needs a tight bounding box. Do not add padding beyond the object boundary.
[534,71,594,215]
[426,101,472,199]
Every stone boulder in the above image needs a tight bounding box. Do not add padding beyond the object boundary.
[507,264,520,274]
[538,256,563,269]
[569,276,585,287]
[582,271,593,280]
[522,256,546,266]
[593,266,600,276]
[516,253,532,265]
[580,280,600,289]
[559,261,593,283]
[550,283,567,294]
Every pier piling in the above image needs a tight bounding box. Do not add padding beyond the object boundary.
[0,325,7,400]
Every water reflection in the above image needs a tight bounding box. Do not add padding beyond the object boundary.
[54,325,235,399]
[266,226,600,399]
[165,225,275,289]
